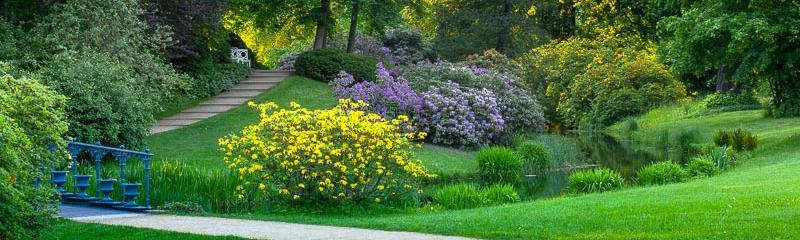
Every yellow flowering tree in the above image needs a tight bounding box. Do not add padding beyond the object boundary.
[219,99,433,206]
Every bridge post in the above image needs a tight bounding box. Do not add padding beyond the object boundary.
[92,142,104,198]
[144,150,151,208]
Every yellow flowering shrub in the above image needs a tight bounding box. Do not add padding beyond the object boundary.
[219,99,433,205]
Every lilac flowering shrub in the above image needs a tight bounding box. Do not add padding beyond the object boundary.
[420,81,505,147]
[329,33,395,64]
[331,63,423,120]
[400,61,546,136]
[332,59,544,147]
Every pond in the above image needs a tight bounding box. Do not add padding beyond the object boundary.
[432,132,698,201]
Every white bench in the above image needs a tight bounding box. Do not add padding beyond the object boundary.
[230,47,251,68]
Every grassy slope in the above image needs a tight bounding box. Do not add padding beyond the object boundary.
[145,76,477,174]
[39,221,244,240]
[146,76,336,169]
[146,76,800,238]
[222,109,800,239]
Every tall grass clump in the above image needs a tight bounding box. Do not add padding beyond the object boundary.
[531,134,587,170]
[567,168,624,193]
[517,141,550,175]
[431,183,485,210]
[636,161,686,185]
[477,147,523,184]
[686,156,719,178]
[705,145,735,169]
[100,159,252,213]
[713,129,758,152]
[482,184,520,205]
[431,183,519,209]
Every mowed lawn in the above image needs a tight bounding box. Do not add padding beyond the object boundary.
[146,76,800,239]
[39,221,246,240]
[145,76,477,174]
[216,109,800,239]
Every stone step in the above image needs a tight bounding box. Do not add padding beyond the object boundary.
[231,83,276,90]
[215,90,263,98]
[245,75,285,81]
[149,70,292,134]
[201,97,251,105]
[162,112,220,120]
[250,72,292,77]
[157,119,202,126]
[241,79,283,84]
[252,70,293,74]
[182,104,238,113]
[150,125,184,134]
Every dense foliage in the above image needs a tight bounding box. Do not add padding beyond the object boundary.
[659,0,800,117]
[420,82,505,147]
[431,183,519,210]
[712,129,758,152]
[519,38,686,128]
[295,48,377,83]
[636,161,686,186]
[220,100,432,206]
[477,147,523,184]
[400,60,545,146]
[517,141,550,175]
[686,156,719,178]
[332,63,422,120]
[568,168,624,193]
[38,53,155,146]
[701,93,761,112]
[0,68,67,239]
[3,0,191,146]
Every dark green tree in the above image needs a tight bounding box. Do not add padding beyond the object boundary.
[659,0,800,116]
[432,0,547,60]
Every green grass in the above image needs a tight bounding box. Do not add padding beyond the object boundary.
[145,78,800,238]
[146,76,478,174]
[214,109,800,239]
[38,221,243,240]
[146,76,336,169]
[415,144,477,176]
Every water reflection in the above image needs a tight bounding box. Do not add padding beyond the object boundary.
[431,131,696,201]
[517,132,672,200]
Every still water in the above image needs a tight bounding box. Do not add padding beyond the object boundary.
[516,132,690,200]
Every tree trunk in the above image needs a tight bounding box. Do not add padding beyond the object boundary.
[346,0,360,53]
[496,0,511,52]
[313,0,331,49]
[715,64,740,94]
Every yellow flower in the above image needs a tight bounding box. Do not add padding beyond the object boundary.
[374,198,381,203]
[219,100,433,205]
[292,195,300,200]
[290,101,301,109]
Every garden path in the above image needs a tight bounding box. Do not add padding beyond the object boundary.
[150,70,293,134]
[69,213,475,240]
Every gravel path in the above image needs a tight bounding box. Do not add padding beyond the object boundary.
[72,214,475,240]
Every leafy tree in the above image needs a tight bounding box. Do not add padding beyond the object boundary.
[519,37,685,129]
[659,0,800,116]
[27,0,189,146]
[143,0,231,67]
[0,63,67,239]
[432,0,547,60]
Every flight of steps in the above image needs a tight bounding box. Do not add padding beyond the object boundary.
[150,70,292,134]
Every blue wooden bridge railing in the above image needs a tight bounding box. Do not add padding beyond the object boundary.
[50,139,153,211]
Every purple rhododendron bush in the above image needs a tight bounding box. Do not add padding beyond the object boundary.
[333,59,545,148]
